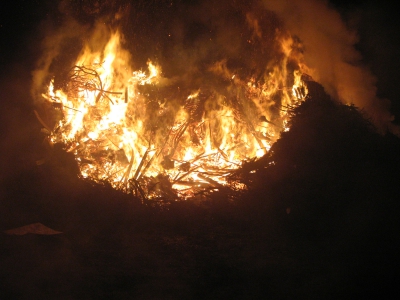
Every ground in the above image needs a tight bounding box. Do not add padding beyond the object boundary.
[1,79,399,298]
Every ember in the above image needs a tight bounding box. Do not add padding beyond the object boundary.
[36,29,308,201]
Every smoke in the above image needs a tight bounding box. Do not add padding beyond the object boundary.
[263,0,397,133]
[31,19,83,103]
[31,0,290,118]
[31,0,398,134]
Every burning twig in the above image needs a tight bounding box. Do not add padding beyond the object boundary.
[138,148,159,178]
[129,178,148,202]
[63,105,83,113]
[133,147,152,181]
[69,65,123,105]
[41,40,308,201]
[121,149,134,187]
[173,165,201,183]
[197,174,224,188]
[169,121,189,158]
[173,181,212,188]
[217,147,229,162]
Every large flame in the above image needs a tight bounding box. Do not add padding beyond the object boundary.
[41,30,307,200]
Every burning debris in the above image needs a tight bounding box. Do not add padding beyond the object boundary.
[34,28,308,202]
[29,0,399,202]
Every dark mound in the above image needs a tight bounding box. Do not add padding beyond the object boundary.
[1,78,400,298]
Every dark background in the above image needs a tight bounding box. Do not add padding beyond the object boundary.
[1,0,400,119]
[1,1,400,298]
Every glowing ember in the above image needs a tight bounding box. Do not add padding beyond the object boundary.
[40,31,307,200]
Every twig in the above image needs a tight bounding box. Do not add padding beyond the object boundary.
[122,149,134,186]
[197,174,224,188]
[133,148,150,180]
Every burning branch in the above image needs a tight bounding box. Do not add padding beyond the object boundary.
[39,31,308,202]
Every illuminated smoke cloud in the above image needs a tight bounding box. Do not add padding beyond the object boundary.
[263,0,397,133]
[32,0,397,134]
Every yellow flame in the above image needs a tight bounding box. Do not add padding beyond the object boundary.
[43,31,308,199]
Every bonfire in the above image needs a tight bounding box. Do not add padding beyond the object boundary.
[35,27,308,201]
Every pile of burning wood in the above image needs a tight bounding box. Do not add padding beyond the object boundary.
[35,33,308,202]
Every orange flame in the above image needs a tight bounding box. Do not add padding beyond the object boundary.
[42,30,308,199]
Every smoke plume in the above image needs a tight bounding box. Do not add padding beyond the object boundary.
[263,0,397,133]
[31,0,398,134]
